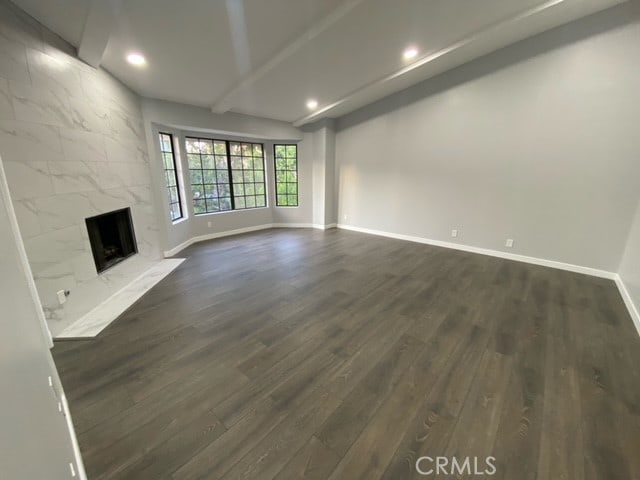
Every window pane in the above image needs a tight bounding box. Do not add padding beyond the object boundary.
[193,199,206,214]
[216,170,229,184]
[159,133,183,221]
[245,196,256,208]
[253,144,262,157]
[169,186,179,203]
[190,170,203,184]
[232,170,243,183]
[185,139,199,154]
[191,184,204,199]
[274,144,298,206]
[203,170,216,184]
[163,152,173,169]
[235,197,246,209]
[188,154,201,169]
[170,203,181,221]
[218,183,231,197]
[202,155,215,169]
[231,156,242,169]
[204,184,218,199]
[256,196,266,207]
[215,156,227,169]
[214,142,227,155]
[220,197,232,211]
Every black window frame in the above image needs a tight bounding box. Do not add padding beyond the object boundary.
[274,144,299,207]
[185,136,267,215]
[158,132,184,222]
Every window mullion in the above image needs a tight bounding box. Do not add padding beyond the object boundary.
[226,140,235,210]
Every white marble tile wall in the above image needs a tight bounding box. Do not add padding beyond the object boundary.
[0,0,162,336]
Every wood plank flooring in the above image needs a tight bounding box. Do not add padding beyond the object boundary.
[52,228,640,480]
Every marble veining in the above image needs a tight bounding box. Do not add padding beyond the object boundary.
[57,259,185,338]
[0,0,163,334]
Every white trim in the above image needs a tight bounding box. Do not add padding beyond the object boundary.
[0,155,54,347]
[163,221,638,336]
[57,259,185,338]
[164,223,274,257]
[272,223,315,228]
[61,394,87,480]
[336,223,616,280]
[163,222,340,257]
[614,275,640,337]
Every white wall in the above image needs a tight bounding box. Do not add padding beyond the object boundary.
[0,0,162,335]
[619,199,640,327]
[335,4,640,273]
[0,153,84,478]
[141,98,316,252]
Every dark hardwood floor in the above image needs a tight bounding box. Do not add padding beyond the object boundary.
[52,228,640,479]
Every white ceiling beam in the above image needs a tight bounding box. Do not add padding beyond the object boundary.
[78,0,120,68]
[292,0,575,126]
[210,0,368,115]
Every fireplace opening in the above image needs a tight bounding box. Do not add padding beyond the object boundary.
[85,208,138,273]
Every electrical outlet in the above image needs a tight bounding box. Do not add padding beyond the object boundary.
[207,221,212,228]
[451,229,458,238]
[505,238,514,248]
[343,214,348,221]
[57,290,67,305]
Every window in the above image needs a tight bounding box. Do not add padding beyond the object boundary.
[185,137,266,215]
[274,144,298,206]
[159,133,183,221]
[229,141,267,210]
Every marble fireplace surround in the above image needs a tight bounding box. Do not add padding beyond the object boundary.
[0,0,164,337]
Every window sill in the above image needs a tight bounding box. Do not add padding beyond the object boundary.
[171,217,188,226]
[193,206,270,217]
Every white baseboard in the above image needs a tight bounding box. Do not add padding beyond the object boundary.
[164,222,338,257]
[614,275,640,337]
[336,223,616,280]
[163,220,638,337]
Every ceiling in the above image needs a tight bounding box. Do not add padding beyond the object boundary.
[14,0,627,126]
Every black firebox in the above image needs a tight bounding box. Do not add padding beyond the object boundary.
[85,208,138,273]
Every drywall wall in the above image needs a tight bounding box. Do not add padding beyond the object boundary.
[619,199,640,326]
[0,0,162,335]
[0,154,84,478]
[141,98,314,252]
[335,3,640,272]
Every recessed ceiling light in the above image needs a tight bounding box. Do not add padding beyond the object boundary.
[126,53,146,66]
[306,99,318,110]
[403,47,418,60]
